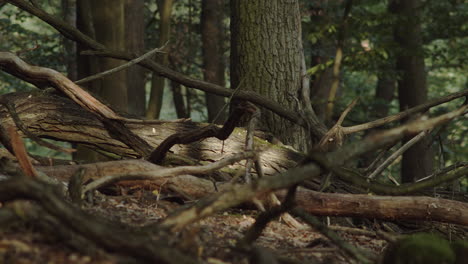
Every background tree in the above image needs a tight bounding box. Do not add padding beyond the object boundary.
[390,0,434,183]
[75,0,127,162]
[125,0,146,117]
[146,0,174,119]
[201,0,227,124]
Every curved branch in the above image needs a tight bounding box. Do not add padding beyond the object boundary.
[4,0,328,139]
[83,152,255,194]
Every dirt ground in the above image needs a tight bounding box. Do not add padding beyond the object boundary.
[0,188,392,264]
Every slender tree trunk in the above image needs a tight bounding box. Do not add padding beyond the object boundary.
[201,0,227,124]
[170,80,189,118]
[146,0,174,119]
[76,0,101,94]
[125,0,146,117]
[231,0,309,151]
[61,0,77,81]
[391,0,433,182]
[374,73,396,118]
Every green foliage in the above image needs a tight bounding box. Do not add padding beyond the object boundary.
[0,4,64,93]
[383,233,456,264]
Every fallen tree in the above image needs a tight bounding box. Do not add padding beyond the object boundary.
[0,3,467,260]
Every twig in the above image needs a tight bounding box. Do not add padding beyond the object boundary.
[82,152,255,195]
[244,105,260,183]
[238,185,298,247]
[3,0,329,138]
[148,101,257,164]
[76,43,167,85]
[318,97,359,150]
[0,98,76,153]
[157,105,468,230]
[7,125,38,178]
[292,208,373,264]
[341,89,468,134]
[0,177,200,264]
[367,130,429,179]
[211,76,247,125]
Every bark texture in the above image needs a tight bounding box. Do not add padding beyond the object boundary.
[230,0,309,152]
[0,92,302,176]
[391,0,434,182]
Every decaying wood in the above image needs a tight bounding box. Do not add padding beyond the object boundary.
[0,52,119,119]
[148,101,257,163]
[7,125,38,178]
[0,92,303,176]
[0,178,199,264]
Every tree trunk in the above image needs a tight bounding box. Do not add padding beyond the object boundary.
[91,0,127,113]
[125,0,146,117]
[61,0,77,81]
[170,80,189,118]
[201,0,227,124]
[230,0,309,152]
[146,0,174,119]
[374,73,396,119]
[391,0,433,183]
[75,0,127,162]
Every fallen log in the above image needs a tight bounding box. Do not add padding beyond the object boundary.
[0,92,303,176]
[6,158,464,226]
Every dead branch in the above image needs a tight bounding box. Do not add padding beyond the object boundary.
[0,97,75,153]
[0,92,302,176]
[7,125,38,178]
[148,101,257,163]
[342,89,468,134]
[367,130,430,179]
[0,177,200,264]
[292,208,374,264]
[75,43,167,85]
[155,107,468,229]
[3,0,329,140]
[82,151,255,195]
[0,52,119,119]
[292,189,468,226]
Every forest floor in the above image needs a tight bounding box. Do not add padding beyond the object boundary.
[0,187,392,264]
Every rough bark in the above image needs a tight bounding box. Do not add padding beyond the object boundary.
[202,0,227,124]
[391,0,434,182]
[5,0,328,140]
[125,0,146,117]
[230,0,310,151]
[0,92,302,176]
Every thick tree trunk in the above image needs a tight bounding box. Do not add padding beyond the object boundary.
[146,0,173,119]
[391,0,433,183]
[0,92,302,176]
[75,0,127,162]
[230,0,310,152]
[91,0,127,113]
[201,0,227,124]
[125,0,146,117]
